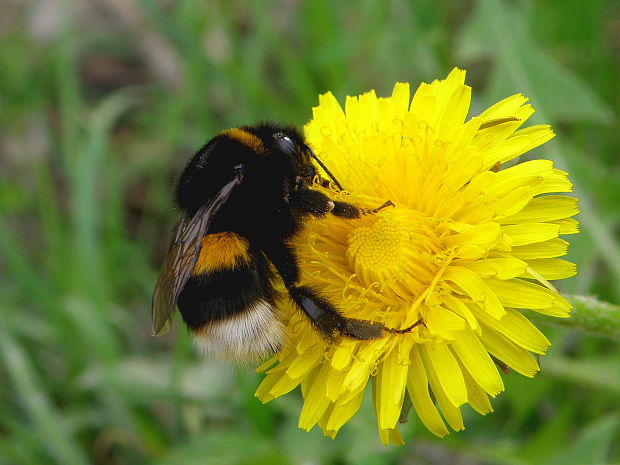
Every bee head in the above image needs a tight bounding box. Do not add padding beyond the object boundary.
[242,123,344,191]
[273,130,345,191]
[272,131,316,182]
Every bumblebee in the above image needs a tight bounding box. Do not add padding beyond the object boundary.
[152,123,409,360]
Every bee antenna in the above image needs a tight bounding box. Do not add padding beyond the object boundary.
[305,145,345,191]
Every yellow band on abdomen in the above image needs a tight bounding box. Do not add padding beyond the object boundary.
[193,232,251,274]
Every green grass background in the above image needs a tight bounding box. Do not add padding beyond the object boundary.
[1,0,619,464]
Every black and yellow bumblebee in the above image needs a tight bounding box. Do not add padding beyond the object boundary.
[152,123,410,360]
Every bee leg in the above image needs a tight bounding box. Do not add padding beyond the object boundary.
[233,163,245,182]
[384,318,425,334]
[288,285,384,340]
[331,199,394,218]
[262,240,384,340]
[289,189,394,219]
[288,188,336,217]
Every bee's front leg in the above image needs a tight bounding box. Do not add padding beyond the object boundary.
[290,188,394,219]
[288,189,335,217]
[331,199,394,218]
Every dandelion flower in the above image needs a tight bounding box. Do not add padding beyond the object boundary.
[255,68,579,445]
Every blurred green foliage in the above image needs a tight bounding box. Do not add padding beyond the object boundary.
[1,0,619,464]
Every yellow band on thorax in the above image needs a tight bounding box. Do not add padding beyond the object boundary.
[221,128,267,154]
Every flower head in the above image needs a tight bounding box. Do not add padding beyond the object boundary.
[255,69,578,444]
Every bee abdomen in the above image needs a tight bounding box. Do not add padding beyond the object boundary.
[177,231,282,361]
[192,300,285,361]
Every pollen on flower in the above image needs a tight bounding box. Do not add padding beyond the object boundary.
[255,68,579,445]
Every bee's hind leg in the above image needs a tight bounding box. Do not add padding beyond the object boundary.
[262,240,384,341]
[287,285,384,340]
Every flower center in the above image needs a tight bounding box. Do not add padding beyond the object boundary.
[346,211,410,287]
[345,209,446,303]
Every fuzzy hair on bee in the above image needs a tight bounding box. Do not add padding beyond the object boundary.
[152,123,415,361]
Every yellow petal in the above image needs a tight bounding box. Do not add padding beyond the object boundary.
[407,345,449,437]
[442,294,480,332]
[450,328,504,396]
[460,360,494,415]
[503,223,561,246]
[422,344,467,407]
[421,347,465,431]
[472,306,550,354]
[255,373,281,403]
[532,169,573,196]
[481,125,555,167]
[378,427,405,446]
[444,267,505,318]
[331,340,357,370]
[299,365,332,431]
[524,258,577,280]
[340,339,387,399]
[486,278,571,317]
[550,218,580,235]
[375,346,411,430]
[269,374,303,398]
[500,196,579,223]
[511,238,569,259]
[460,257,528,280]
[486,160,554,198]
[286,346,324,378]
[390,82,411,116]
[255,356,279,374]
[544,294,572,317]
[424,304,465,340]
[325,369,347,402]
[445,223,502,251]
[478,93,532,123]
[324,391,365,434]
[479,326,540,377]
[437,83,471,143]
[493,186,534,218]
[315,91,345,122]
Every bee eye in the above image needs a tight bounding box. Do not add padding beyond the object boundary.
[273,133,297,156]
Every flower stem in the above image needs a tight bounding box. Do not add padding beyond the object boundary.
[531,295,620,338]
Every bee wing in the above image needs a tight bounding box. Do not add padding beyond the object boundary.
[151,174,242,336]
